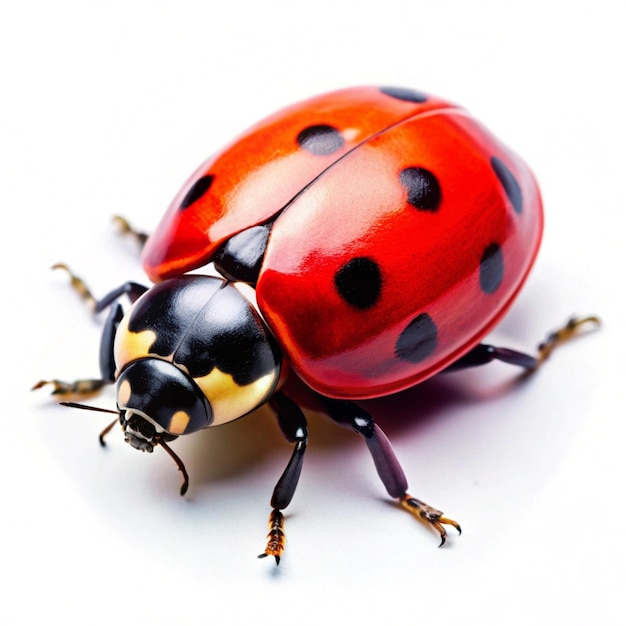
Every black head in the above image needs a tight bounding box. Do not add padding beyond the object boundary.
[116,358,212,451]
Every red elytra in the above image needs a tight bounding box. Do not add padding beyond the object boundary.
[142,86,542,399]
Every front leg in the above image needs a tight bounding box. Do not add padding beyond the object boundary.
[32,265,148,399]
[258,391,308,564]
[321,398,461,547]
[32,303,123,399]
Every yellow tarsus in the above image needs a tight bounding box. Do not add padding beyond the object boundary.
[537,315,601,365]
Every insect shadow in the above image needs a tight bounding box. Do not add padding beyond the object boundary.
[177,366,528,493]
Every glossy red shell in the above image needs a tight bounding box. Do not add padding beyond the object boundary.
[143,87,543,399]
[143,88,455,280]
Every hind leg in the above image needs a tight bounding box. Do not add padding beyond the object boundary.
[310,315,600,547]
[444,316,601,373]
[319,397,461,546]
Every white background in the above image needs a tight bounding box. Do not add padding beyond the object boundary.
[2,1,624,624]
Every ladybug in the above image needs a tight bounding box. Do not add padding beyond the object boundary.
[33,86,599,564]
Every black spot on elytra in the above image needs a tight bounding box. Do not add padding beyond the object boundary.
[400,167,441,211]
[380,86,428,103]
[179,174,214,210]
[480,243,504,294]
[395,313,438,363]
[297,124,345,156]
[334,257,382,309]
[490,156,522,214]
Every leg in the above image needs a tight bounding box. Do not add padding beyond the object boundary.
[32,265,148,399]
[444,315,601,373]
[113,215,149,249]
[258,392,308,565]
[320,397,460,547]
[49,263,148,313]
